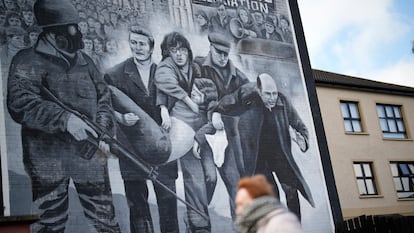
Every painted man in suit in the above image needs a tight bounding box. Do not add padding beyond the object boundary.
[214,73,315,220]
[104,25,178,233]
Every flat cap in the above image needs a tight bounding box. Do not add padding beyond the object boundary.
[129,24,153,39]
[208,33,231,53]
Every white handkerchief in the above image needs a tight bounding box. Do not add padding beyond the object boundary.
[206,130,228,167]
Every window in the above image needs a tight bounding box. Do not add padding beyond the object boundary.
[353,162,378,195]
[376,104,406,139]
[390,162,414,198]
[340,101,362,132]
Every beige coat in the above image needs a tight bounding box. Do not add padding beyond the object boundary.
[256,208,303,233]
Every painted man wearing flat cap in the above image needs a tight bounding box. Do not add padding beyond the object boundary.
[7,0,121,232]
[193,32,250,221]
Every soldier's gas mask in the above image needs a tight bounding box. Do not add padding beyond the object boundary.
[45,24,84,53]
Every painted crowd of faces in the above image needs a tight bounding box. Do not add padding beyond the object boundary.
[0,0,294,71]
[0,0,158,70]
[0,0,39,61]
[193,4,293,44]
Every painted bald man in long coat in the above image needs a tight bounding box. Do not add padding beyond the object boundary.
[214,74,314,220]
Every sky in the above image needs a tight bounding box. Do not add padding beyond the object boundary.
[297,0,414,87]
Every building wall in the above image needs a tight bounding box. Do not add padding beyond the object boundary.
[0,1,337,232]
[315,85,414,219]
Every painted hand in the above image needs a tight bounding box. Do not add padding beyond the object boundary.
[67,113,97,141]
[295,131,307,152]
[122,113,139,126]
[192,141,201,159]
[160,106,171,130]
[212,112,224,130]
[98,140,110,155]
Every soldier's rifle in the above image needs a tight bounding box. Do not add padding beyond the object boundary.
[40,83,209,220]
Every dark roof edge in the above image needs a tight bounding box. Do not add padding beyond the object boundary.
[312,69,414,97]
[0,215,39,225]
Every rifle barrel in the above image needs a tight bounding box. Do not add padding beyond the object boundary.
[110,143,209,220]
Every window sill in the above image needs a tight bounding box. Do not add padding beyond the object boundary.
[382,138,413,142]
[397,197,414,201]
[345,132,369,136]
[359,195,383,199]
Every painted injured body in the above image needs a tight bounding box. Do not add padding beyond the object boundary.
[109,85,227,166]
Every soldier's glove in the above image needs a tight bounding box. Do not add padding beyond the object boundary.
[67,114,99,160]
[67,113,98,141]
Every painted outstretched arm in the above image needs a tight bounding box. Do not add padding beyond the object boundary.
[214,82,257,116]
[183,95,199,113]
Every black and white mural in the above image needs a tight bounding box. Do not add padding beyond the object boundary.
[0,0,336,232]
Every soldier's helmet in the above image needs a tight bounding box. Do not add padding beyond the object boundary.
[34,0,80,28]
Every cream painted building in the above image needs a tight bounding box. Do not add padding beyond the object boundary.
[313,69,414,219]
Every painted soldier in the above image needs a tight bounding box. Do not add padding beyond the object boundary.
[6,0,121,232]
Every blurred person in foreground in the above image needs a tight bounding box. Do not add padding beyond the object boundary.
[235,175,303,233]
